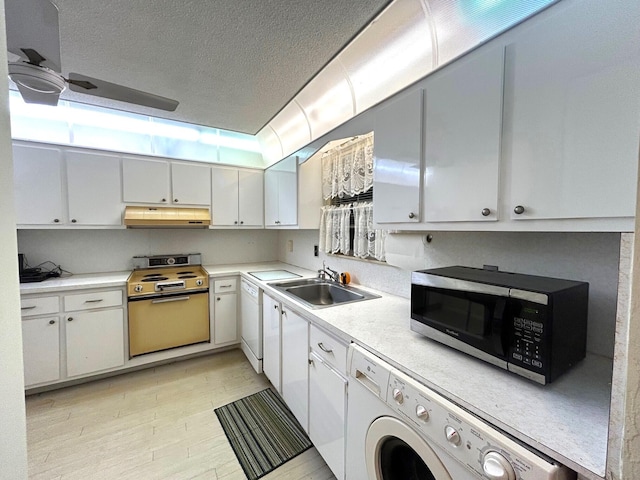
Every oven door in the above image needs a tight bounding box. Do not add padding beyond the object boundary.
[410,283,510,362]
[128,290,210,357]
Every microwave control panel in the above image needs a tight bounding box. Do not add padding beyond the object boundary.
[509,303,547,373]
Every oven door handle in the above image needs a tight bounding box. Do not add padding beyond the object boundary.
[151,296,190,304]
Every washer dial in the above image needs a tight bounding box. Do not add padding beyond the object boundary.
[482,451,516,480]
[415,404,429,421]
[444,425,461,446]
[392,388,404,404]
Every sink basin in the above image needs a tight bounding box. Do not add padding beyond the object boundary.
[269,277,379,309]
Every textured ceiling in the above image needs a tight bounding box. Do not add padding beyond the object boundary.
[36,0,392,134]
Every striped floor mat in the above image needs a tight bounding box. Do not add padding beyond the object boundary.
[214,388,312,480]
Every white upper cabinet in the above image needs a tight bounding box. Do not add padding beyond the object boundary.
[297,154,323,230]
[423,46,504,222]
[373,89,423,224]
[123,157,211,206]
[265,156,297,227]
[238,169,264,227]
[212,167,263,227]
[503,0,640,221]
[66,150,123,225]
[122,156,171,204]
[171,162,211,205]
[13,143,65,225]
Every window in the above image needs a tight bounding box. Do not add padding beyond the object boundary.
[318,133,387,261]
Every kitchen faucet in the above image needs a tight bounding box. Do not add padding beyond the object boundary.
[318,261,339,282]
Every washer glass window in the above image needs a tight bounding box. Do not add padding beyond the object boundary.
[379,436,436,480]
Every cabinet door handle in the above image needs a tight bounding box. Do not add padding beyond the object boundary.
[84,299,103,303]
[21,306,36,310]
[317,342,333,354]
[67,317,73,322]
[53,218,60,223]
[274,305,279,310]
[481,208,491,217]
[174,199,179,203]
[49,319,55,325]
[161,198,166,202]
[514,205,525,215]
[71,218,77,223]
[408,212,415,219]
[216,297,221,301]
[240,221,244,225]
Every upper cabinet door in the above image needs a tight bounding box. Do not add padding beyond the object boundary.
[211,167,239,226]
[423,46,504,222]
[122,157,170,204]
[66,151,123,225]
[504,0,640,221]
[373,89,423,224]
[13,143,65,225]
[238,169,264,227]
[171,162,211,205]
[265,156,297,227]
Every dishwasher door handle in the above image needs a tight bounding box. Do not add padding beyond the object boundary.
[151,296,190,304]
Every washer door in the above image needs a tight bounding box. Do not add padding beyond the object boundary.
[365,417,453,480]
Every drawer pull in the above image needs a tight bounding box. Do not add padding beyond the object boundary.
[220,284,233,288]
[21,306,36,310]
[49,319,56,325]
[317,342,333,354]
[84,299,104,303]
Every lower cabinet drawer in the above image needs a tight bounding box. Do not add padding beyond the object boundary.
[214,278,237,293]
[20,295,59,317]
[310,324,348,375]
[64,290,123,312]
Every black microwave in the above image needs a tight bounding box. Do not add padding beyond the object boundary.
[410,266,589,385]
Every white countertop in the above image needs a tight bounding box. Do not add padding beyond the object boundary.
[19,271,130,294]
[21,262,611,479]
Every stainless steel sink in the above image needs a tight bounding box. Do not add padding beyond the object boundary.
[269,277,379,309]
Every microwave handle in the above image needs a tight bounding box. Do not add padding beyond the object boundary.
[491,297,508,357]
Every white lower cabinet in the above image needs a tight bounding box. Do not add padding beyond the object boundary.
[22,316,61,386]
[309,351,347,480]
[281,307,309,432]
[21,288,126,388]
[212,278,238,346]
[66,309,125,377]
[262,293,281,392]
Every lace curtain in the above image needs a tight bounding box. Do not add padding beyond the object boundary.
[353,202,386,261]
[322,133,374,200]
[319,202,386,261]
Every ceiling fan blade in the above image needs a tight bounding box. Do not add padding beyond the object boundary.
[5,0,62,72]
[67,73,179,112]
[14,82,60,106]
[21,48,46,66]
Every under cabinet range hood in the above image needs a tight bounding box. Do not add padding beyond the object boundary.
[124,206,211,228]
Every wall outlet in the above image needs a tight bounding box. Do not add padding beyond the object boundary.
[314,245,319,257]
[287,240,294,252]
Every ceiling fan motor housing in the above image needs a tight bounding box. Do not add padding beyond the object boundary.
[8,62,66,95]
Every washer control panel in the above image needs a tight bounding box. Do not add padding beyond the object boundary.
[349,344,576,480]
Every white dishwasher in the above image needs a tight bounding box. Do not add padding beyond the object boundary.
[240,278,263,373]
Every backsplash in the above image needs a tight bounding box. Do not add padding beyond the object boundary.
[17,228,279,274]
[278,230,623,359]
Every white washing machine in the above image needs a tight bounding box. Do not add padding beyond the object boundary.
[346,344,576,480]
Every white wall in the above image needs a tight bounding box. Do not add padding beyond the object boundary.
[278,229,622,359]
[17,228,279,273]
[0,1,28,476]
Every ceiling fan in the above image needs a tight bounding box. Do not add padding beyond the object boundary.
[5,0,179,111]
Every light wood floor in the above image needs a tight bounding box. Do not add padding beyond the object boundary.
[25,349,337,480]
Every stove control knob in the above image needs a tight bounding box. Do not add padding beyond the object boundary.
[416,405,429,422]
[392,388,404,405]
[134,285,143,293]
[445,426,461,446]
[196,279,203,286]
[482,451,516,480]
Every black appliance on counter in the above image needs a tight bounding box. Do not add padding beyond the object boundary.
[410,266,589,385]
[18,253,60,283]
